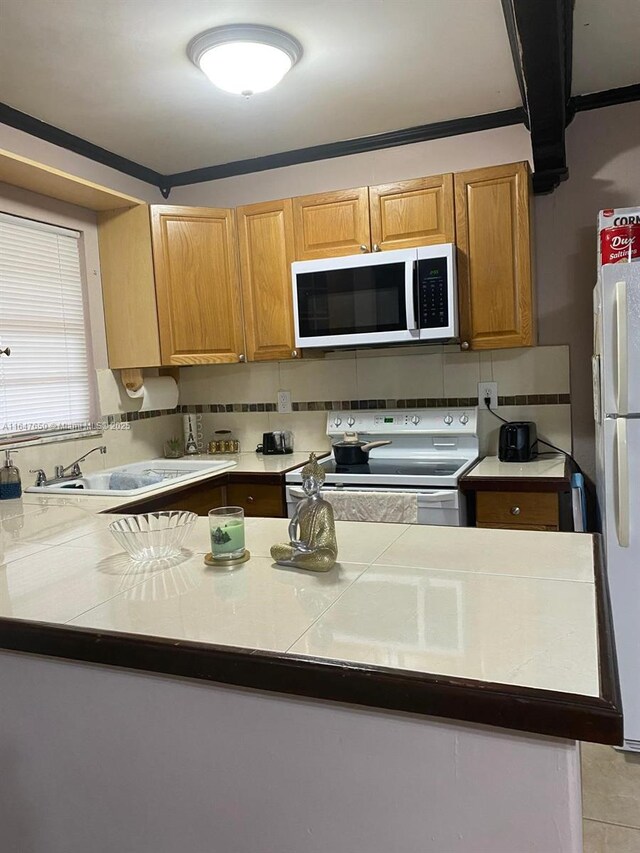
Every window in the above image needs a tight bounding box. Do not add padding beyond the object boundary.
[0,212,96,441]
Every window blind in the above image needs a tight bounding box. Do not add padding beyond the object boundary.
[0,212,95,439]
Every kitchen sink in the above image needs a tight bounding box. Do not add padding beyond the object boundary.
[25,458,237,497]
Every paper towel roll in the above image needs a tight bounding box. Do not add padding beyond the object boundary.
[125,376,178,412]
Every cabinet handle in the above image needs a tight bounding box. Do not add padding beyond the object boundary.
[359,245,369,253]
[247,495,255,503]
[510,506,521,516]
[460,341,470,351]
[238,354,246,362]
[0,347,10,357]
[291,349,298,358]
[372,243,381,252]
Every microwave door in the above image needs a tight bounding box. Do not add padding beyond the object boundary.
[292,249,419,348]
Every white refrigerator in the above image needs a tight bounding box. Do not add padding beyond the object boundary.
[593,260,640,751]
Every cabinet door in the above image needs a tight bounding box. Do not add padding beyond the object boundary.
[476,490,558,529]
[292,187,371,260]
[151,205,245,365]
[97,205,162,369]
[226,481,286,517]
[369,174,454,251]
[237,199,298,362]
[455,162,534,350]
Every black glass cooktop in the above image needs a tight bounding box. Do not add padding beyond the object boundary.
[321,458,465,477]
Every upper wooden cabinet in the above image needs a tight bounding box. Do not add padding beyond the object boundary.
[292,187,371,260]
[291,177,454,259]
[237,198,298,362]
[368,174,455,251]
[454,162,534,350]
[97,205,161,369]
[150,206,244,365]
[97,204,246,368]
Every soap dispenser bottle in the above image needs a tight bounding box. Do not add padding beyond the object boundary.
[0,449,22,499]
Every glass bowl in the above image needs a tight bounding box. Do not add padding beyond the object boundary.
[109,511,197,561]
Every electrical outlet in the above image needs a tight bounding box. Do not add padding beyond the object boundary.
[277,390,292,414]
[478,381,498,410]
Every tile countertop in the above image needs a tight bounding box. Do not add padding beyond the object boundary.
[195,451,328,475]
[465,454,567,479]
[0,494,621,744]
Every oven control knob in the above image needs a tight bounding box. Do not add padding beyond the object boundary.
[411,415,421,425]
[334,417,342,427]
[444,415,453,425]
[459,414,469,425]
[347,417,355,427]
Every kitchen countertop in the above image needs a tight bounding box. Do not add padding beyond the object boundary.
[0,493,620,744]
[195,451,328,475]
[465,454,567,480]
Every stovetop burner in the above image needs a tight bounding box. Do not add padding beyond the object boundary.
[322,458,468,478]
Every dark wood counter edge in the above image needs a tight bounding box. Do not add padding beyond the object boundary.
[593,535,623,725]
[0,547,622,746]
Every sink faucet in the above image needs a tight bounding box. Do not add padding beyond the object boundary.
[55,445,107,480]
[30,445,107,486]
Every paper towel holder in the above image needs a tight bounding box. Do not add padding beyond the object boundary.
[121,368,144,393]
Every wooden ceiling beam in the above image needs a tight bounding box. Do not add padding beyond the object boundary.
[501,0,574,194]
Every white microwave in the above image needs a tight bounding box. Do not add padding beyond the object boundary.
[291,243,457,349]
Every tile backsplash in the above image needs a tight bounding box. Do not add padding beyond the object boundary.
[8,345,572,485]
[179,344,572,456]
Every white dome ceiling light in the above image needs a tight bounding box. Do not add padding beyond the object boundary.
[187,24,303,97]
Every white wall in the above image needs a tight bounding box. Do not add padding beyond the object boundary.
[0,650,583,853]
[168,123,532,207]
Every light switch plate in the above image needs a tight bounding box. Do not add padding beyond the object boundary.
[277,390,292,413]
[478,381,498,410]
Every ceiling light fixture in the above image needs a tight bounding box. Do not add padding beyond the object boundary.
[187,24,303,97]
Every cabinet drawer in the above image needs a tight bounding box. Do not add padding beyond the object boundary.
[476,491,558,529]
[226,482,285,518]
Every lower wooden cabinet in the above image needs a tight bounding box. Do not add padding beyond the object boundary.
[475,490,559,531]
[109,474,287,519]
[460,466,574,532]
[226,481,286,518]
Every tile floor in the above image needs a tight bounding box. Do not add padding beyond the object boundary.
[582,743,640,851]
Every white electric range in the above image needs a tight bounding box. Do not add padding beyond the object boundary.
[286,408,479,526]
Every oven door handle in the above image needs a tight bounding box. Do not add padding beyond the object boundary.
[289,486,456,502]
[419,490,457,501]
[406,260,419,331]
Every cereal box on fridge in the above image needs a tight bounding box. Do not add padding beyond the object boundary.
[599,207,640,266]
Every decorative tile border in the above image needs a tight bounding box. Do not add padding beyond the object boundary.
[102,408,178,424]
[178,394,570,414]
[100,394,571,423]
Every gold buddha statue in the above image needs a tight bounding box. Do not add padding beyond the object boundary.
[270,453,338,572]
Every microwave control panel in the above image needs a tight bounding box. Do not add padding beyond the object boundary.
[417,257,448,328]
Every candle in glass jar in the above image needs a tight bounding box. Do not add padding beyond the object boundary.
[209,507,245,558]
